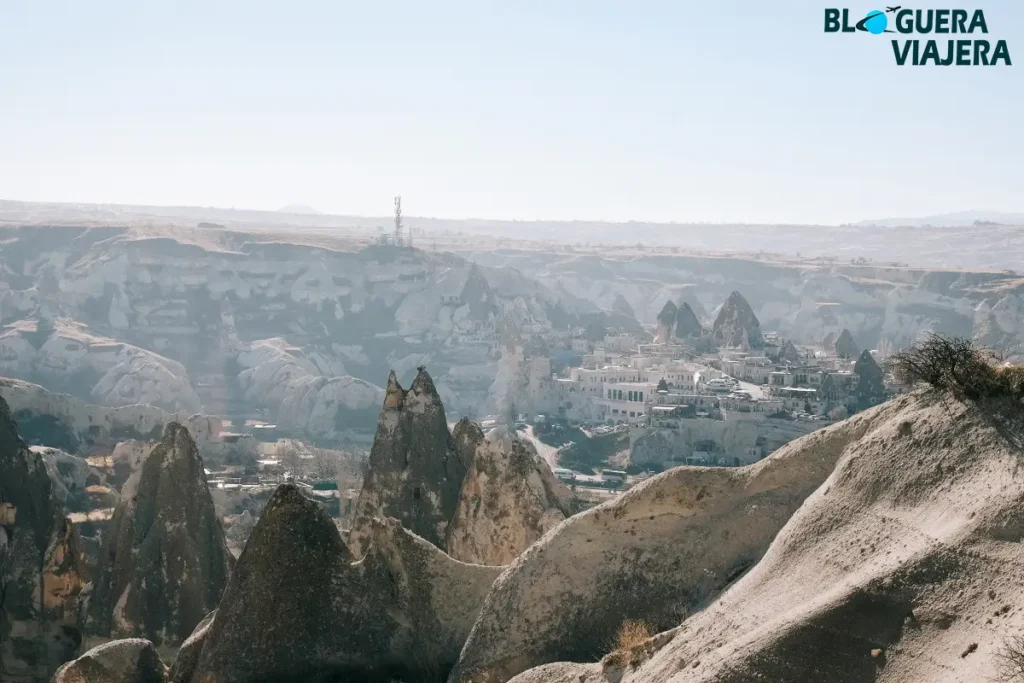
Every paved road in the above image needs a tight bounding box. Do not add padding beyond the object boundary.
[520,425,561,470]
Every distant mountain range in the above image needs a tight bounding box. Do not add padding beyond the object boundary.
[277,204,322,215]
[3,199,1024,270]
[855,210,1024,228]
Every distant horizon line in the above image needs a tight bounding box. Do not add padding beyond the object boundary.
[1,196,1022,230]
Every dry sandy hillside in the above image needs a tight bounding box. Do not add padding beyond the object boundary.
[450,402,890,683]
[507,390,1024,683]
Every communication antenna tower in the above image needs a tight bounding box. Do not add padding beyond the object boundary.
[393,196,404,247]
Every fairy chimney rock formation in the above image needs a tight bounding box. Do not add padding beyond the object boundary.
[348,368,467,557]
[712,291,764,348]
[86,422,232,646]
[447,425,572,566]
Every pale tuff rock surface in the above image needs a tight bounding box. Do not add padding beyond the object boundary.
[974,294,1024,357]
[487,318,554,421]
[508,391,1024,683]
[1,226,585,432]
[109,440,158,489]
[86,423,232,645]
[447,424,572,566]
[0,396,87,679]
[712,290,763,348]
[449,404,897,683]
[52,638,168,683]
[35,446,107,512]
[349,368,467,557]
[0,376,221,453]
[234,338,384,440]
[174,485,501,683]
[0,319,201,414]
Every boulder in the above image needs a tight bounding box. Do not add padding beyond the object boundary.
[0,396,87,679]
[508,391,1024,683]
[86,423,232,645]
[449,402,899,683]
[167,611,215,683]
[349,368,467,556]
[447,424,572,566]
[175,484,501,683]
[711,291,763,348]
[52,638,168,683]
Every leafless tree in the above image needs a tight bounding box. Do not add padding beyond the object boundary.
[995,635,1024,682]
[310,447,342,481]
[278,443,304,478]
[889,333,1023,400]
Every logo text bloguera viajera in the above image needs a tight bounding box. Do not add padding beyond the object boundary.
[825,8,1012,66]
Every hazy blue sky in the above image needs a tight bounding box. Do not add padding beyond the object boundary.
[1,1,1021,224]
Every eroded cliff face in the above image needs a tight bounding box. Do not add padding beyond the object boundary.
[0,226,591,430]
[348,369,467,557]
[0,396,87,680]
[0,376,220,453]
[85,423,232,646]
[0,320,201,414]
[447,424,572,566]
[493,252,1024,358]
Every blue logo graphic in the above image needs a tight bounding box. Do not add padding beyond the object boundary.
[859,10,888,34]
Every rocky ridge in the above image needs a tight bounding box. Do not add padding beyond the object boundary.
[448,402,896,683]
[507,391,1024,683]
